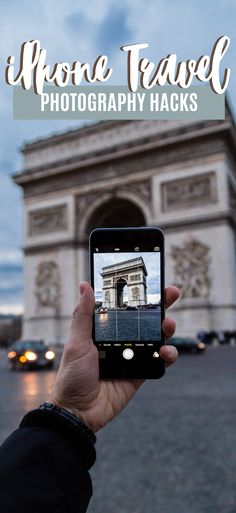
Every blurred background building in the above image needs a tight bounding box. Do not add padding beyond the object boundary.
[13,110,236,344]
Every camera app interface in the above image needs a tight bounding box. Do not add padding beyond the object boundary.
[94,248,161,347]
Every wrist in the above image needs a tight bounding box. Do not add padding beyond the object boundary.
[46,396,95,432]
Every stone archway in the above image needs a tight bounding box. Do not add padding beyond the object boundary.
[81,196,147,281]
[116,278,127,307]
[86,197,146,233]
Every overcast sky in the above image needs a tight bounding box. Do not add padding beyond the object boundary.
[94,252,161,303]
[0,0,235,313]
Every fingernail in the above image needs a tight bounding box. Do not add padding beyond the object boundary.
[79,283,86,297]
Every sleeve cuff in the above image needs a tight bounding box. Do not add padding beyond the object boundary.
[20,409,96,470]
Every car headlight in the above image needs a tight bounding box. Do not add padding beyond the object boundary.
[8,351,16,359]
[45,350,55,360]
[25,351,37,361]
[198,342,205,350]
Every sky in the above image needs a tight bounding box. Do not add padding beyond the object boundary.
[0,0,235,313]
[94,252,161,303]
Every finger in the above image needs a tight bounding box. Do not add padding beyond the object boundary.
[159,345,178,367]
[165,286,180,309]
[162,317,176,339]
[67,282,95,351]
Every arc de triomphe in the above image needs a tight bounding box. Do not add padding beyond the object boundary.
[13,109,236,344]
[101,257,147,309]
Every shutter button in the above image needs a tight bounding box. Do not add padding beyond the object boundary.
[123,348,134,360]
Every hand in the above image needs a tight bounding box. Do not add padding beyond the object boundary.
[48,282,179,433]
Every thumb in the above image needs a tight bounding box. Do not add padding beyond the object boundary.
[67,282,95,353]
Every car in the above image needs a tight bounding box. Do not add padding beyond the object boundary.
[169,337,206,354]
[97,307,107,314]
[7,340,56,370]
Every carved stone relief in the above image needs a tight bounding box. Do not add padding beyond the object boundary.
[35,261,60,309]
[119,180,151,203]
[105,291,110,301]
[132,287,140,300]
[162,172,217,211]
[130,273,141,282]
[29,205,67,236]
[171,238,211,299]
[76,193,99,219]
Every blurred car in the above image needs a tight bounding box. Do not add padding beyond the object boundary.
[7,340,56,370]
[97,307,107,314]
[169,337,206,354]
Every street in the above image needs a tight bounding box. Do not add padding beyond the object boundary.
[95,309,161,341]
[0,346,236,513]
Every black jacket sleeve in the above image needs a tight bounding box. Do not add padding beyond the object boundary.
[0,410,96,513]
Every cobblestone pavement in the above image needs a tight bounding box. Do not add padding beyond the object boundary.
[0,346,236,513]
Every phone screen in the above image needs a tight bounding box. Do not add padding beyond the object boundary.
[94,250,161,344]
[90,227,165,378]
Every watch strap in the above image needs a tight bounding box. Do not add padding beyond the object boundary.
[39,403,96,444]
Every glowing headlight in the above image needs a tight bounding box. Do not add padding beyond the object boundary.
[8,351,16,359]
[19,355,27,363]
[198,342,205,350]
[45,350,55,360]
[25,351,37,361]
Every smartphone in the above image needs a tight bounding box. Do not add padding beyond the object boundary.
[89,227,165,379]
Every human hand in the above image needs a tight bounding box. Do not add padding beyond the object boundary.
[48,282,179,433]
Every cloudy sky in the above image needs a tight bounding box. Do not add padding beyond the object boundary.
[94,252,161,303]
[0,0,235,313]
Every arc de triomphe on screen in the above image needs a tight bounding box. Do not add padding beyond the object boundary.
[13,109,236,344]
[101,257,148,309]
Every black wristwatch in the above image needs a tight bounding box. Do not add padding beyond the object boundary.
[20,402,96,469]
[39,403,96,445]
